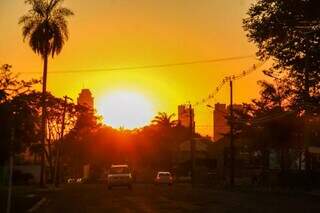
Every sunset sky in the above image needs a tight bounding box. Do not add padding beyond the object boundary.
[0,0,266,136]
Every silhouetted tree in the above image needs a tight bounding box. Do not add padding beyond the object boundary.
[233,82,302,173]
[243,1,320,177]
[0,65,39,166]
[0,94,40,166]
[0,64,39,103]
[19,0,74,186]
[62,106,100,177]
[152,112,177,128]
[243,0,320,112]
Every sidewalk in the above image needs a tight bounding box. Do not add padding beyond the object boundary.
[0,185,52,212]
[305,190,320,197]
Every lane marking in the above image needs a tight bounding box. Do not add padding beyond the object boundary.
[27,197,47,212]
[124,196,156,213]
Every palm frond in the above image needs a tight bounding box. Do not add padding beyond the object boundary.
[51,14,69,39]
[18,14,33,25]
[151,112,177,127]
[167,113,175,120]
[25,0,46,18]
[53,7,74,17]
[21,18,39,41]
[50,22,64,57]
[20,0,73,58]
[48,0,64,12]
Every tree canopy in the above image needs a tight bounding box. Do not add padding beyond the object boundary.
[19,0,74,58]
[243,0,320,111]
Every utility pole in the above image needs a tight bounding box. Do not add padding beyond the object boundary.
[54,96,68,187]
[229,80,235,187]
[189,104,195,186]
[6,127,14,213]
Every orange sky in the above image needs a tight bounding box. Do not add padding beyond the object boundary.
[0,0,266,137]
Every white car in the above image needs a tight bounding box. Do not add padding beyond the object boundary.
[67,177,76,183]
[107,165,133,189]
[154,171,173,185]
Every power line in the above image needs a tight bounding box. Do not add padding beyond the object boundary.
[191,60,267,107]
[19,55,254,74]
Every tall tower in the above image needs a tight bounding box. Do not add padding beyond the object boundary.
[178,105,195,129]
[213,103,243,142]
[213,103,229,142]
[77,89,94,110]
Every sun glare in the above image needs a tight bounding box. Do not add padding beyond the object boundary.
[97,91,155,129]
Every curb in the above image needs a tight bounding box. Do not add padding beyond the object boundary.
[27,197,47,213]
[305,192,320,197]
[35,186,63,192]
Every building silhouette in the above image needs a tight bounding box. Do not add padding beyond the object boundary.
[77,89,94,110]
[213,103,242,142]
[214,103,229,142]
[178,105,195,129]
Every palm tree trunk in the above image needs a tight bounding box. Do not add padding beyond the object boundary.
[40,53,48,187]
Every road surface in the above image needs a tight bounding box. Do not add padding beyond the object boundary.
[37,184,320,213]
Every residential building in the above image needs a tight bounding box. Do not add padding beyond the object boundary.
[213,103,242,142]
[178,104,195,129]
[214,103,229,142]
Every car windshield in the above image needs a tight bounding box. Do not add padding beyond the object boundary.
[109,167,129,174]
[159,173,170,177]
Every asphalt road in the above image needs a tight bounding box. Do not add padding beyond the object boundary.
[37,184,320,213]
[0,186,43,213]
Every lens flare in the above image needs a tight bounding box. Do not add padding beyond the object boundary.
[97,91,154,129]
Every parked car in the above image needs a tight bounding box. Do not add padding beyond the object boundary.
[76,177,83,183]
[67,177,76,183]
[154,171,173,185]
[107,164,133,189]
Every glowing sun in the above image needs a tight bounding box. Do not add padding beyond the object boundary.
[97,91,155,129]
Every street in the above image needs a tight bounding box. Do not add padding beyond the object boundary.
[36,184,320,213]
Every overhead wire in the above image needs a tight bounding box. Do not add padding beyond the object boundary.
[190,60,267,107]
[19,55,254,74]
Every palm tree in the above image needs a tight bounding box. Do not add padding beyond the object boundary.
[152,112,177,128]
[19,0,73,187]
